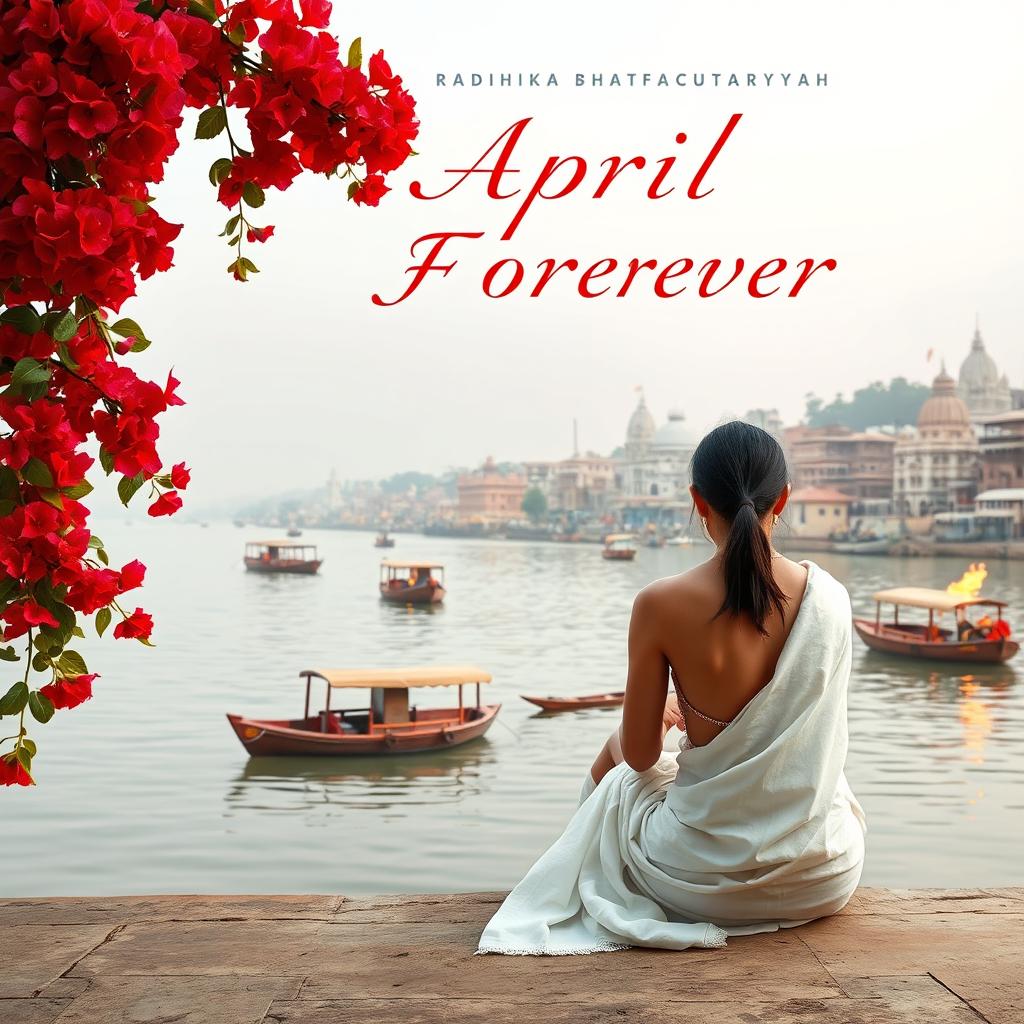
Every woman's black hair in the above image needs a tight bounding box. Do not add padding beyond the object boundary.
[690,420,789,636]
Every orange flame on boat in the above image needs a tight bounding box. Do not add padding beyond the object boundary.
[946,563,987,599]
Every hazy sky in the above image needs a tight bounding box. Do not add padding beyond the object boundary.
[125,0,1023,508]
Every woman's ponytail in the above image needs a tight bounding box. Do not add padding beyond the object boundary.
[690,421,789,636]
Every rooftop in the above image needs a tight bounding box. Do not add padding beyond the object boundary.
[789,487,855,504]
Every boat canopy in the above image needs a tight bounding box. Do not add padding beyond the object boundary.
[871,587,1007,612]
[248,540,316,549]
[604,534,635,543]
[301,665,491,689]
[380,560,443,570]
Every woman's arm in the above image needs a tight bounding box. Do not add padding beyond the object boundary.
[620,586,671,772]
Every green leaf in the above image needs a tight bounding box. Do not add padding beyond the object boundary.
[57,650,88,677]
[88,535,105,551]
[71,626,85,639]
[15,745,31,771]
[0,500,15,517]
[109,318,147,343]
[347,180,359,200]
[0,466,17,501]
[22,738,36,757]
[0,646,18,662]
[186,0,217,22]
[8,357,51,396]
[209,158,233,187]
[96,548,109,566]
[195,105,227,140]
[0,576,20,606]
[117,473,145,507]
[0,681,29,716]
[49,309,78,343]
[98,447,115,476]
[39,489,65,510]
[64,479,93,500]
[31,651,50,673]
[22,457,54,488]
[347,36,362,67]
[39,603,76,649]
[28,690,54,724]
[0,305,42,334]
[239,257,259,274]
[95,607,112,638]
[241,182,265,208]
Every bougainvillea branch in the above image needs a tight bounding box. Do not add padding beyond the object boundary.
[0,0,418,785]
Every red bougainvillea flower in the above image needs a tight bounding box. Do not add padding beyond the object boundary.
[352,174,389,207]
[2,599,60,640]
[113,609,154,641]
[170,462,191,489]
[119,560,146,592]
[0,757,33,787]
[148,490,182,517]
[246,225,275,243]
[40,674,98,710]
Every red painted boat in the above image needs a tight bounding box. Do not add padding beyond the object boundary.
[244,540,322,575]
[228,665,499,756]
[521,691,625,711]
[602,534,637,561]
[379,560,446,604]
[854,585,1018,665]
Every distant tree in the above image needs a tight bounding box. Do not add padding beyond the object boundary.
[804,377,930,430]
[521,487,548,523]
[381,471,440,495]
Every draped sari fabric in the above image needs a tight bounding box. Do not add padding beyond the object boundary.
[478,561,866,955]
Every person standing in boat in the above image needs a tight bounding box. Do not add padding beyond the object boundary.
[479,420,866,956]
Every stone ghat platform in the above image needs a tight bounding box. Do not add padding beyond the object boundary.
[1,888,1021,1023]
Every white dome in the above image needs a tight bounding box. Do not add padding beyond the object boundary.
[652,409,694,450]
[958,329,1000,389]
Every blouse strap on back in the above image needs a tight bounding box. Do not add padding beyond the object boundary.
[671,669,733,728]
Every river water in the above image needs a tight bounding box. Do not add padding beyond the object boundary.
[5,522,1022,895]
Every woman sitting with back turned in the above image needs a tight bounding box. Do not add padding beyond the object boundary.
[479,420,866,955]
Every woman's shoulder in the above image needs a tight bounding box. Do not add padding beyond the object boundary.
[634,561,720,622]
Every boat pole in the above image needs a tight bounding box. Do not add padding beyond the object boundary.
[304,677,311,719]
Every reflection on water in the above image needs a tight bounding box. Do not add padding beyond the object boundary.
[6,525,1023,895]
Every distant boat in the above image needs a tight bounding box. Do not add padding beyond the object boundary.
[666,535,693,547]
[375,532,395,548]
[379,560,445,604]
[286,527,302,538]
[233,519,246,528]
[831,537,890,554]
[244,540,322,575]
[602,534,637,561]
[521,691,624,711]
[227,665,498,756]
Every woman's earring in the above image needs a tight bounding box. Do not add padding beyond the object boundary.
[700,516,710,541]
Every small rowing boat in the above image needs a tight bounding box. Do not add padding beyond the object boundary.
[602,534,637,561]
[521,691,625,711]
[228,665,499,756]
[379,560,445,604]
[244,540,322,575]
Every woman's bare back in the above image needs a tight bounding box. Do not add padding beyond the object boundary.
[644,555,809,747]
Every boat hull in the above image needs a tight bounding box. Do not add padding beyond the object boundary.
[244,557,321,574]
[853,619,1019,664]
[521,692,625,711]
[602,550,636,561]
[227,704,500,756]
[379,582,445,604]
[832,539,891,555]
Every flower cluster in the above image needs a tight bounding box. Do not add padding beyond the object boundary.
[1,0,416,785]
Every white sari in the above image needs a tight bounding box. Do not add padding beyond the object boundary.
[478,561,866,955]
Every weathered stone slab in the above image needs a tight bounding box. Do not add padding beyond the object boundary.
[844,887,1024,915]
[0,924,113,998]
[69,920,322,978]
[0,998,72,1024]
[333,891,503,924]
[0,895,344,927]
[49,975,301,1024]
[302,922,841,1003]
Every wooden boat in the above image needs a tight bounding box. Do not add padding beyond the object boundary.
[602,533,637,561]
[832,537,890,555]
[853,586,1018,664]
[374,532,395,548]
[244,540,322,575]
[666,535,693,547]
[227,665,499,756]
[286,527,302,538]
[379,560,445,604]
[521,691,625,711]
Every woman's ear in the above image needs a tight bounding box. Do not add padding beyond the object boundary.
[773,483,791,517]
[689,484,709,519]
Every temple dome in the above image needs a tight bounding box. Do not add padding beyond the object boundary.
[958,328,1001,390]
[652,409,694,450]
[626,395,656,447]
[918,365,971,429]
